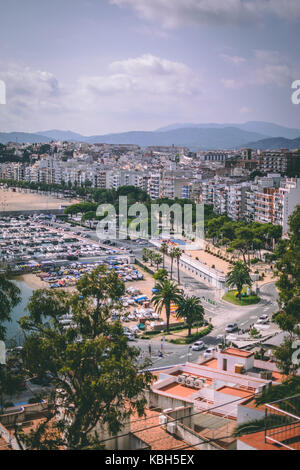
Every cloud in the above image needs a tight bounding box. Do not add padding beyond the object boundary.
[78,54,202,97]
[0,56,204,133]
[253,64,293,87]
[0,64,61,104]
[220,54,246,65]
[220,48,296,90]
[110,0,300,28]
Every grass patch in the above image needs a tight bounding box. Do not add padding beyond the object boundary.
[223,290,260,306]
[169,325,213,345]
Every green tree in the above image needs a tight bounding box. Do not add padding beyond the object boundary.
[142,248,151,264]
[176,296,205,337]
[172,248,182,284]
[272,205,300,377]
[169,248,176,280]
[226,261,252,301]
[160,242,168,269]
[152,253,163,271]
[152,280,182,333]
[153,269,168,283]
[18,268,152,450]
[0,273,21,341]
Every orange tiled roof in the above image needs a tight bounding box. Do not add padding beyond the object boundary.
[222,348,254,358]
[131,409,194,451]
[216,386,253,398]
[239,430,290,451]
[159,383,197,398]
[201,358,218,369]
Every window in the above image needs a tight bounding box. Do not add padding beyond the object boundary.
[223,358,227,371]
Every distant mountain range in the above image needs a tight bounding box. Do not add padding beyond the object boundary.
[245,136,300,150]
[36,129,86,141]
[1,121,300,150]
[156,121,300,140]
[0,132,51,145]
[84,127,268,149]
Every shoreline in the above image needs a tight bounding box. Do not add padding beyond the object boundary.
[14,273,48,290]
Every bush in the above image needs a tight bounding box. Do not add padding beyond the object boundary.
[169,325,213,345]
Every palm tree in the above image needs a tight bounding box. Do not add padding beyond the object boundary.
[153,253,163,271]
[153,268,168,283]
[176,296,205,337]
[172,248,182,284]
[170,248,176,280]
[226,261,252,301]
[148,250,155,267]
[160,242,168,269]
[142,248,151,263]
[152,280,182,333]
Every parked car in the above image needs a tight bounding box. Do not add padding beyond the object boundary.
[225,323,238,333]
[192,341,205,351]
[203,347,217,359]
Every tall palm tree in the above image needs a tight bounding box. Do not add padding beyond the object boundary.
[226,261,252,301]
[153,253,163,271]
[170,248,176,280]
[148,250,155,267]
[152,280,182,333]
[172,248,182,284]
[176,296,205,337]
[160,242,168,269]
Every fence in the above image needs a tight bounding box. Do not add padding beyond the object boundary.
[265,394,300,450]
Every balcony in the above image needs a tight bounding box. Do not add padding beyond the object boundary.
[264,395,300,450]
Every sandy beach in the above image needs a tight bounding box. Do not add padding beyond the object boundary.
[0,188,78,212]
[16,273,48,290]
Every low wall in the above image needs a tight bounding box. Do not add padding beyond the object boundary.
[0,401,48,427]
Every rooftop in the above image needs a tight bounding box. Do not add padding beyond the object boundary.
[238,430,289,451]
[159,383,197,399]
[222,348,254,358]
[131,409,194,451]
[216,386,253,398]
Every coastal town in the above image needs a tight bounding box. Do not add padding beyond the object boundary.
[0,136,299,452]
[1,0,300,458]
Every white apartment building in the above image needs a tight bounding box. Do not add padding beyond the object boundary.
[147,173,161,199]
[227,184,250,221]
[273,178,300,234]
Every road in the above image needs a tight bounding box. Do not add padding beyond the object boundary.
[48,221,280,368]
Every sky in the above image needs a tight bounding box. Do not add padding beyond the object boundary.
[0,0,300,135]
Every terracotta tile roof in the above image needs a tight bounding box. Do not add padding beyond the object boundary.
[159,382,197,398]
[131,409,194,450]
[239,430,290,451]
[216,386,253,398]
[201,358,218,369]
[223,348,254,358]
